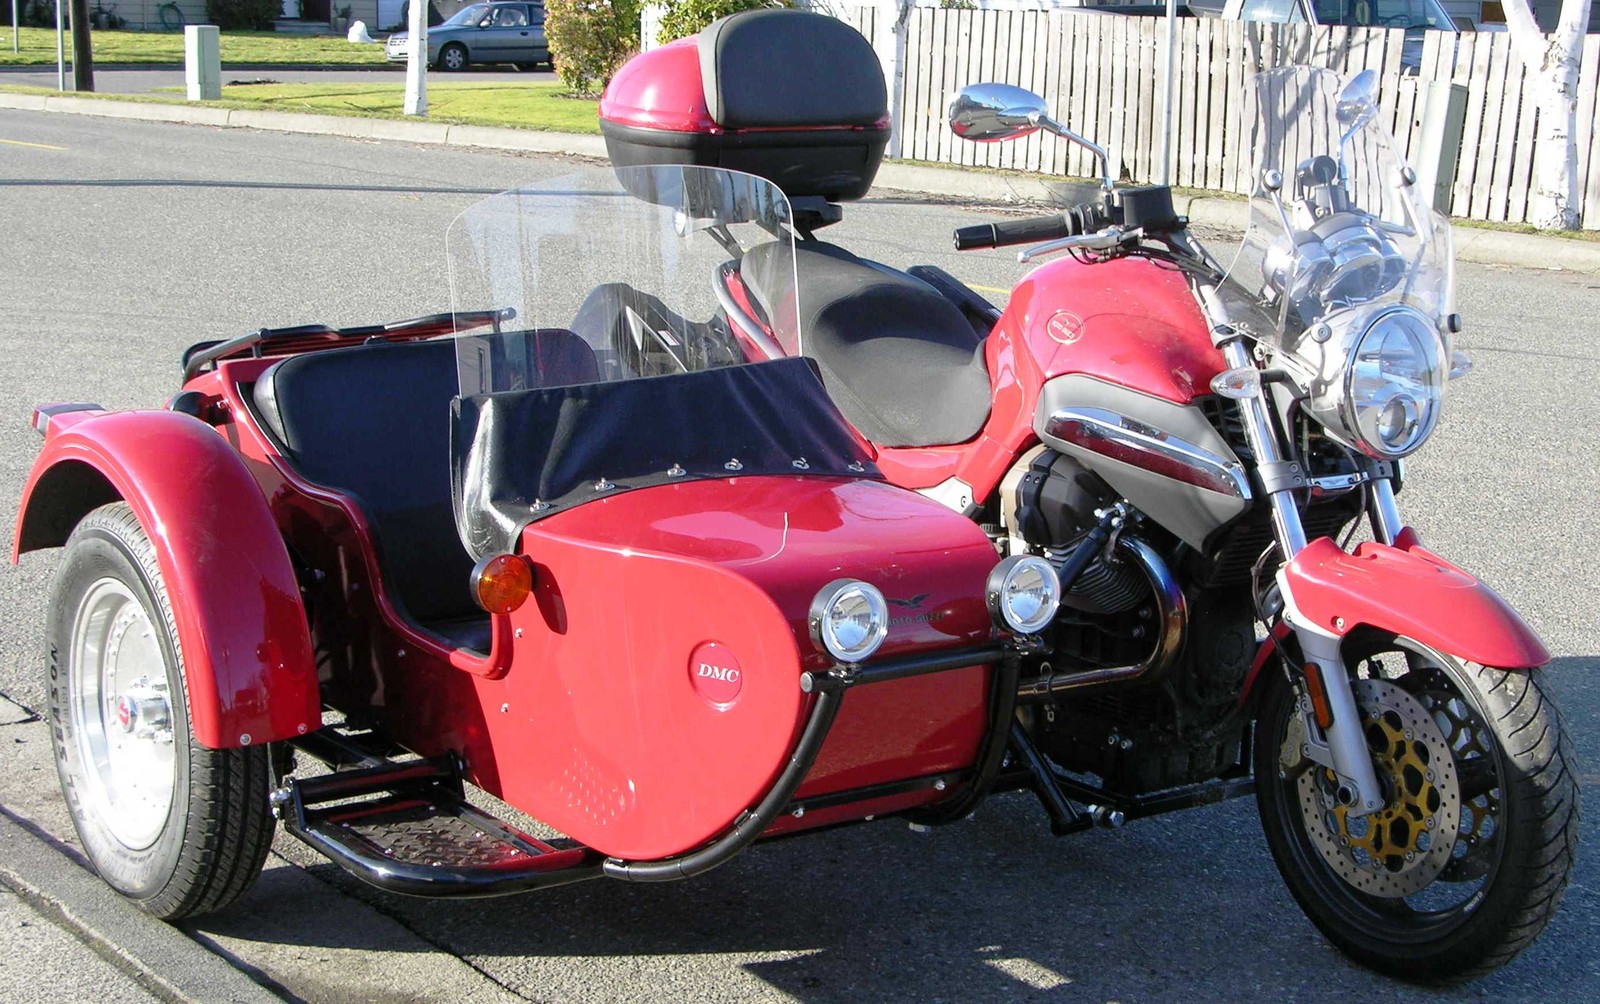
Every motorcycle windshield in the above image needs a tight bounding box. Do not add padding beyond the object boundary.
[1218,67,1454,359]
[444,166,872,559]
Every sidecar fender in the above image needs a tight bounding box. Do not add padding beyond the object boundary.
[14,409,319,748]
[1279,535,1549,670]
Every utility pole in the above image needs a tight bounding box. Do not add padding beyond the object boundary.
[68,0,93,91]
[404,0,427,116]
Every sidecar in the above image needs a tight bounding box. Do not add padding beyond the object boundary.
[10,163,1056,917]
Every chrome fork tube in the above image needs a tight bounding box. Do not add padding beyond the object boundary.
[1369,476,1403,545]
[1220,339,1308,556]
[1198,286,1384,816]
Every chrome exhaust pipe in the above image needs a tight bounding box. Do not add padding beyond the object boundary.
[1016,536,1186,699]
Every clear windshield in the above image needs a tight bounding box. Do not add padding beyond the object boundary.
[1218,67,1454,359]
[447,165,798,397]
[441,4,490,27]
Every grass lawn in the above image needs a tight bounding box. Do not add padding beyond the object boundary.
[0,79,600,133]
[212,81,600,132]
[0,27,388,66]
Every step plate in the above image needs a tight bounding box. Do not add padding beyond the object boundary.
[329,799,545,870]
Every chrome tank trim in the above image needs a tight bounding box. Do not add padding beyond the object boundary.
[1016,536,1187,698]
[1043,406,1252,501]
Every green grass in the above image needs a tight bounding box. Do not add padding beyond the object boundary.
[0,27,388,66]
[0,80,600,133]
[211,81,600,132]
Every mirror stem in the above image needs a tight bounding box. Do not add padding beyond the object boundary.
[1034,113,1114,193]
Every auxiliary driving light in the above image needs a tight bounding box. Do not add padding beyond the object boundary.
[809,579,889,664]
[986,555,1061,635]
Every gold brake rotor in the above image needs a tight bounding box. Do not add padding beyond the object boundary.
[1292,678,1461,897]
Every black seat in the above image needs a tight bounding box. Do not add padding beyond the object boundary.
[741,242,992,448]
[251,333,598,643]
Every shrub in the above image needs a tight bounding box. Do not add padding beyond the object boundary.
[657,0,789,45]
[206,0,282,30]
[545,0,642,96]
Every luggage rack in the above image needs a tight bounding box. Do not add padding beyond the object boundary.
[180,308,515,381]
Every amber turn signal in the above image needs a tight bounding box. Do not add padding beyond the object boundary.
[1302,661,1335,731]
[470,553,534,615]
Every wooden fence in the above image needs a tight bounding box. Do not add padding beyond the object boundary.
[826,8,1600,230]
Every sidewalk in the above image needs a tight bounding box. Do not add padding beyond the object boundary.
[3,90,1598,276]
[0,695,282,1004]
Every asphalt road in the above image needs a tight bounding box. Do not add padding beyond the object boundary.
[0,109,1597,1003]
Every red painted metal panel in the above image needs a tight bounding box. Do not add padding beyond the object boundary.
[13,410,319,748]
[1283,536,1549,670]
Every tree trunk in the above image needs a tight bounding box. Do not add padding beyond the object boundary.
[1502,0,1586,230]
[68,0,93,92]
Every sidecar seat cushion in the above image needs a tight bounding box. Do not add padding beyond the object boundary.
[251,331,599,627]
[740,241,992,448]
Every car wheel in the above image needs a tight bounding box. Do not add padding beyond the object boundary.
[47,502,274,920]
[438,43,468,72]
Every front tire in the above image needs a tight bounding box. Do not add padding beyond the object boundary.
[1255,634,1578,983]
[47,502,274,920]
[437,43,468,72]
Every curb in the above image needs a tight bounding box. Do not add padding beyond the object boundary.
[0,808,283,1004]
[3,91,1598,274]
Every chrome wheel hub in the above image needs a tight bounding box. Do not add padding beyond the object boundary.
[69,578,177,851]
[1290,678,1460,897]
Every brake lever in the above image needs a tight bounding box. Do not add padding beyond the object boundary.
[1017,226,1142,264]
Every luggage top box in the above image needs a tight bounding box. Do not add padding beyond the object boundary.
[599,10,891,204]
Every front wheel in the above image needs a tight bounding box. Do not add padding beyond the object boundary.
[437,43,468,72]
[47,502,275,919]
[1255,634,1578,983]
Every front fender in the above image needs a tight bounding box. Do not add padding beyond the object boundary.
[14,410,319,748]
[1281,535,1548,669]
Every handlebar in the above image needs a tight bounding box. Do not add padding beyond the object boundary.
[952,203,1108,251]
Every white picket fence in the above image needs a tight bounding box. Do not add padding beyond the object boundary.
[642,7,1600,229]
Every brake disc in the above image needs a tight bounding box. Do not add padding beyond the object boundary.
[1400,666,1500,882]
[1291,678,1461,897]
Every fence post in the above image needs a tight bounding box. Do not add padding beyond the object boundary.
[1413,81,1467,215]
[184,25,221,102]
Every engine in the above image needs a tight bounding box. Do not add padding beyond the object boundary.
[1001,449,1145,614]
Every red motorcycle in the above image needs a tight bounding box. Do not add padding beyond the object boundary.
[601,10,1577,982]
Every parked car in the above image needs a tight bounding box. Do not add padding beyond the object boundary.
[386,1,549,72]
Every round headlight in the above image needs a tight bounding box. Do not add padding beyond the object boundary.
[1344,306,1445,458]
[986,556,1061,635]
[809,579,889,664]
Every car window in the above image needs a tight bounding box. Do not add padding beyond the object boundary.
[490,6,528,27]
[442,3,488,26]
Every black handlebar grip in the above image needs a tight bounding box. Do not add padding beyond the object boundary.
[953,214,1074,251]
[952,204,1108,251]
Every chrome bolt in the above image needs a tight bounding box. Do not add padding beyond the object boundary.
[239,733,252,746]
[792,806,805,819]
[397,648,406,658]
[514,628,524,639]
[933,779,947,792]
[724,458,743,472]
[791,458,810,470]
[499,703,510,714]
[1334,617,1346,630]
[531,498,550,511]
[595,478,614,491]
[847,461,865,473]
[667,464,685,477]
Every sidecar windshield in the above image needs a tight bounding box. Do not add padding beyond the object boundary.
[448,165,799,394]
[445,166,874,559]
[1217,67,1454,357]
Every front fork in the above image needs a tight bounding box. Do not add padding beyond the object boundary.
[1216,335,1390,816]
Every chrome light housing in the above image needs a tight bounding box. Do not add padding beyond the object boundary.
[986,556,1061,635]
[1300,305,1446,460]
[809,579,889,663]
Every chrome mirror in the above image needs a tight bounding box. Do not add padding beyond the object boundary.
[949,83,1048,142]
[1336,70,1379,131]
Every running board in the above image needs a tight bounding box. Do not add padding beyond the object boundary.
[276,754,603,897]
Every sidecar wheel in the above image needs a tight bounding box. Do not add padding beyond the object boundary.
[1254,634,1578,984]
[47,502,275,920]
